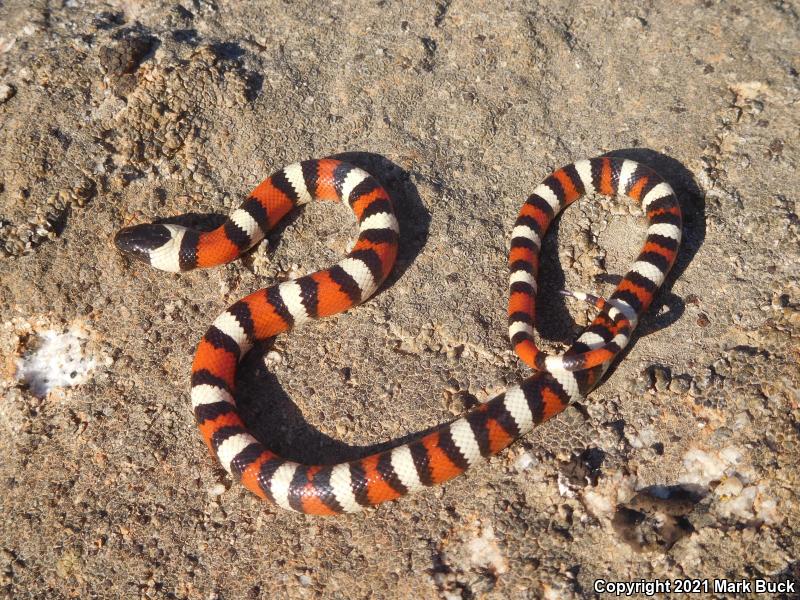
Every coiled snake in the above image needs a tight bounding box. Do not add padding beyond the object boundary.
[115,156,681,514]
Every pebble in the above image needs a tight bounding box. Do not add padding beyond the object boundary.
[693,367,717,393]
[669,374,692,394]
[207,483,227,497]
[712,357,731,378]
[715,475,744,497]
[732,411,752,430]
[651,365,671,392]
[0,82,15,103]
[630,369,653,394]
[514,451,537,471]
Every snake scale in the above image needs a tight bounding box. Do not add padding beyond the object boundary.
[115,156,681,515]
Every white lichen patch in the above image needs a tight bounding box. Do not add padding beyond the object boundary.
[3,317,109,398]
[16,326,97,397]
[465,523,508,576]
[679,446,749,487]
[433,519,509,596]
[513,450,537,471]
[581,489,615,520]
[680,446,779,525]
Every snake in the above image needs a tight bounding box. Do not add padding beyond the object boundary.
[115,156,681,515]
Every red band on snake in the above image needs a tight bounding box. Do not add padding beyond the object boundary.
[115,156,681,515]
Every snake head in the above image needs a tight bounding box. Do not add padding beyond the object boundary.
[114,223,188,272]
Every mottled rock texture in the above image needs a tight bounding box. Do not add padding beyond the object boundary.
[0,1,798,598]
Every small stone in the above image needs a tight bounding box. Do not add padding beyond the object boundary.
[714,475,743,497]
[264,351,283,367]
[651,365,671,392]
[71,178,97,206]
[207,483,226,497]
[669,374,692,394]
[0,83,15,103]
[712,357,731,378]
[732,411,751,430]
[515,451,536,471]
[694,368,716,392]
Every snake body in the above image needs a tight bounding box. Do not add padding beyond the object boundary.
[115,156,681,515]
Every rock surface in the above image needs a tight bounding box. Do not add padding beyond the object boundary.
[1,1,798,598]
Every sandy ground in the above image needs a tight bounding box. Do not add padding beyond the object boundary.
[1,1,798,598]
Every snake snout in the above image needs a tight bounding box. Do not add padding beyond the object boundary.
[114,224,172,260]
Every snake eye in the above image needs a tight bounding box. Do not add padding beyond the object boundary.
[114,224,172,260]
